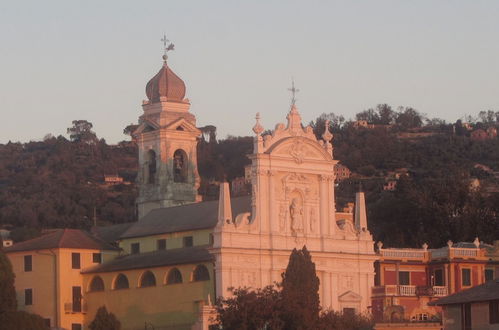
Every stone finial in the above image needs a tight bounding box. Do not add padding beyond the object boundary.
[422,243,428,251]
[217,182,232,225]
[207,293,212,306]
[252,113,264,136]
[355,191,368,232]
[377,241,383,250]
[286,105,302,131]
[322,120,333,142]
[473,237,480,248]
[447,240,453,248]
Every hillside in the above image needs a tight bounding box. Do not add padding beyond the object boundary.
[1,106,499,246]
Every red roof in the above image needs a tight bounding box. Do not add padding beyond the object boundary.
[3,229,119,253]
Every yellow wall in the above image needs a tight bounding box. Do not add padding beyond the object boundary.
[120,229,212,254]
[82,262,215,330]
[7,248,119,330]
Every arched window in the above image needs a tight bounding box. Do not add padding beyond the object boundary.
[113,274,129,290]
[140,271,156,287]
[166,268,183,285]
[193,265,210,282]
[89,276,105,292]
[147,150,157,184]
[173,149,188,183]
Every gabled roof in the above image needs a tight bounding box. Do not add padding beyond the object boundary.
[91,223,135,244]
[82,246,213,274]
[429,279,499,305]
[3,229,119,253]
[120,196,251,239]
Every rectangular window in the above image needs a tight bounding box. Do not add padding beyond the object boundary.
[131,243,140,254]
[72,287,82,313]
[157,239,166,250]
[490,300,499,324]
[462,303,472,330]
[183,236,193,247]
[461,269,471,286]
[71,324,82,330]
[343,308,355,316]
[398,271,410,285]
[24,255,32,272]
[485,269,494,282]
[92,253,102,264]
[434,269,444,286]
[71,253,80,269]
[24,288,33,305]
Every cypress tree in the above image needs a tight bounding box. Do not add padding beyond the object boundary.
[89,306,121,330]
[0,250,17,313]
[281,246,320,330]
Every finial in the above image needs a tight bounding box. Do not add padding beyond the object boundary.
[322,119,333,142]
[473,237,480,248]
[288,77,300,106]
[161,34,175,64]
[422,242,428,251]
[252,112,264,135]
[377,241,383,250]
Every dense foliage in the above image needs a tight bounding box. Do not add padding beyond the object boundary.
[0,311,49,330]
[213,247,373,330]
[0,251,16,313]
[2,107,499,247]
[89,306,121,330]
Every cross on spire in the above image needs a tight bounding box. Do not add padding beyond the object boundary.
[161,34,175,63]
[288,78,300,106]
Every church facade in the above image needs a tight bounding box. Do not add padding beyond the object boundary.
[5,51,377,330]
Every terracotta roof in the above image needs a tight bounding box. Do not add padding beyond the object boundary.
[121,196,251,239]
[82,246,213,274]
[145,63,186,103]
[91,223,134,244]
[429,279,499,305]
[3,229,119,253]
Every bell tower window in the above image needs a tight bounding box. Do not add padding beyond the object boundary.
[147,150,157,184]
[173,149,188,183]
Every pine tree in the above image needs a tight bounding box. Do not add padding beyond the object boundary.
[89,306,121,330]
[281,246,320,330]
[0,250,17,313]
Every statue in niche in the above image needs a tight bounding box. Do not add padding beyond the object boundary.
[289,198,303,233]
[173,149,188,183]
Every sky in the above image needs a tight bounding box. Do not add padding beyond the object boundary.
[1,1,498,144]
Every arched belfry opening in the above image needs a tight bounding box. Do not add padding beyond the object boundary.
[173,149,188,183]
[147,150,157,184]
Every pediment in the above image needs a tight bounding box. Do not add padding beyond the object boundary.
[267,137,332,163]
[338,290,362,302]
[164,118,200,134]
[133,119,159,135]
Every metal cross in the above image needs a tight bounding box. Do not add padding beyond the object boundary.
[288,78,300,105]
[161,34,175,61]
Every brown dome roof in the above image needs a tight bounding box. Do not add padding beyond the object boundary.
[145,62,186,103]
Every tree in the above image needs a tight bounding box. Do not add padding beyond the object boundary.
[0,251,16,313]
[89,306,121,330]
[281,246,321,330]
[0,311,49,330]
[213,286,284,330]
[67,120,98,143]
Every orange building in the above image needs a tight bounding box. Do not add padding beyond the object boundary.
[372,239,499,323]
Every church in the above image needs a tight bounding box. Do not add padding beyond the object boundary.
[5,47,377,330]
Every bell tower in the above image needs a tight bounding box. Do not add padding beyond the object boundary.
[134,40,201,219]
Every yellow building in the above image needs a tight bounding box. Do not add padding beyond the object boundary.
[4,229,119,330]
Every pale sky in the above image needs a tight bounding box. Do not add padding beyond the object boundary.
[1,1,498,143]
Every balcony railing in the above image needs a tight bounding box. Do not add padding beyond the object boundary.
[431,247,481,259]
[372,285,448,297]
[64,301,88,314]
[379,249,427,260]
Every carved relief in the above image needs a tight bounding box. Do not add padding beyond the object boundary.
[279,203,287,231]
[309,208,317,232]
[289,140,306,164]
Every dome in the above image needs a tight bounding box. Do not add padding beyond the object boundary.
[145,62,186,103]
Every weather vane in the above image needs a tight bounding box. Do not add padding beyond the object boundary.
[161,34,175,62]
[288,78,300,105]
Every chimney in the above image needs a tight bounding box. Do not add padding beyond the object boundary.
[354,191,367,231]
[218,182,232,225]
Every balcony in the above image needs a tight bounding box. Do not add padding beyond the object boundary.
[64,301,88,314]
[430,247,483,260]
[379,249,429,261]
[372,285,448,297]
